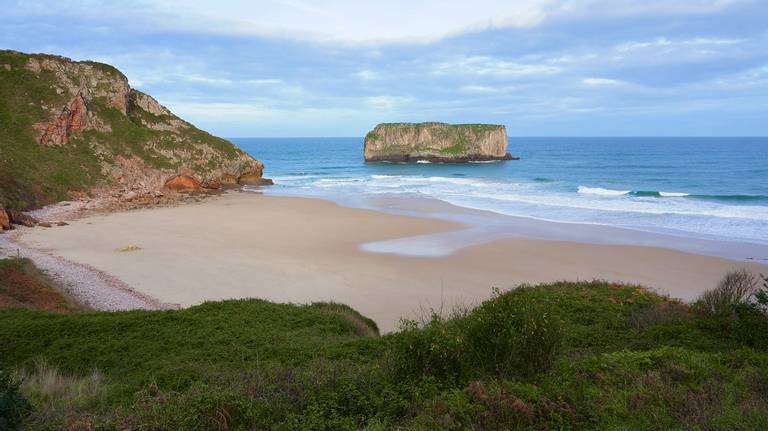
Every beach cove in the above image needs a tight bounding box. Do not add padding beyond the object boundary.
[19,192,768,332]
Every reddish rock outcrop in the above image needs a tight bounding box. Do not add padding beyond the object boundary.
[0,207,10,230]
[34,94,89,146]
[163,174,203,192]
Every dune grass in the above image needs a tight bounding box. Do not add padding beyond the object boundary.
[1,278,767,429]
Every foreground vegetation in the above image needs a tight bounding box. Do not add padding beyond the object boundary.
[1,263,768,430]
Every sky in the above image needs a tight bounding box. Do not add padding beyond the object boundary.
[2,0,767,137]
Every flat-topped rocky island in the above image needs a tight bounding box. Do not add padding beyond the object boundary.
[363,122,518,163]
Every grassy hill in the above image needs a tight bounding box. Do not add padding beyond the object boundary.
[2,265,767,430]
[0,50,264,210]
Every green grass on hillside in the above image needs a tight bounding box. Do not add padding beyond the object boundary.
[2,277,767,429]
[0,50,249,210]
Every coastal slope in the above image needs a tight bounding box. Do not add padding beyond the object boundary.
[363,122,515,162]
[0,50,266,212]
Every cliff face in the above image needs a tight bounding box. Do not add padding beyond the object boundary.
[363,123,514,163]
[0,50,267,210]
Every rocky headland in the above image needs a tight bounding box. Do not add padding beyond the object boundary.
[0,50,270,230]
[363,122,517,163]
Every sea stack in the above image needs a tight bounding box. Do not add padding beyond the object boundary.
[363,122,516,163]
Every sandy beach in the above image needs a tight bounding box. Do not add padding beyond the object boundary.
[19,192,768,332]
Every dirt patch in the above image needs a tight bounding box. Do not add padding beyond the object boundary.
[0,257,83,312]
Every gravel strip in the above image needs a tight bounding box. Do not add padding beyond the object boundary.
[1,194,222,311]
[1,226,173,312]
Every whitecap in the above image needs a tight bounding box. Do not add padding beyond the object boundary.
[577,186,630,196]
[660,191,690,197]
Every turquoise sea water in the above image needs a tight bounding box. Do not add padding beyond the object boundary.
[233,137,768,246]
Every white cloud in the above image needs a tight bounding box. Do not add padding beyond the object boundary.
[144,0,552,44]
[582,77,626,86]
[244,79,284,85]
[617,37,745,52]
[354,70,380,81]
[186,75,234,85]
[11,0,753,44]
[459,84,517,94]
[460,85,498,93]
[434,56,562,77]
[365,95,415,110]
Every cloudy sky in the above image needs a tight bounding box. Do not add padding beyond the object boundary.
[2,0,767,136]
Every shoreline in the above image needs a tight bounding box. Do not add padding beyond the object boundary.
[14,191,768,332]
[261,188,768,262]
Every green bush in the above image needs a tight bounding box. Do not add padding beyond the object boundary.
[732,274,768,349]
[391,287,562,382]
[464,287,561,378]
[694,268,758,332]
[733,304,768,349]
[0,369,31,430]
[391,314,466,381]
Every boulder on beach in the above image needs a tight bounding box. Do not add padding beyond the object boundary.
[9,209,38,227]
[363,122,517,163]
[0,207,10,230]
[163,174,203,192]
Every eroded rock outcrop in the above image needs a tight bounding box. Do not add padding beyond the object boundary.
[34,93,90,146]
[363,122,516,163]
[0,49,270,211]
[164,174,204,192]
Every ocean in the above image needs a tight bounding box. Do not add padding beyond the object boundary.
[232,137,768,248]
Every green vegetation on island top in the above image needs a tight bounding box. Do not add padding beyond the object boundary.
[2,260,768,430]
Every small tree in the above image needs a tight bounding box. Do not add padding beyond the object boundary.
[697,268,758,317]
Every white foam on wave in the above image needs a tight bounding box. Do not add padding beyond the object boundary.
[577,186,630,196]
[296,174,768,227]
[416,160,431,164]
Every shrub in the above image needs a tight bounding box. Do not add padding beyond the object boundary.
[698,268,758,315]
[15,360,106,428]
[732,273,768,349]
[391,313,466,381]
[733,304,768,349]
[311,302,380,337]
[390,287,562,381]
[464,288,562,378]
[0,369,31,430]
[694,268,758,331]
[629,301,689,330]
